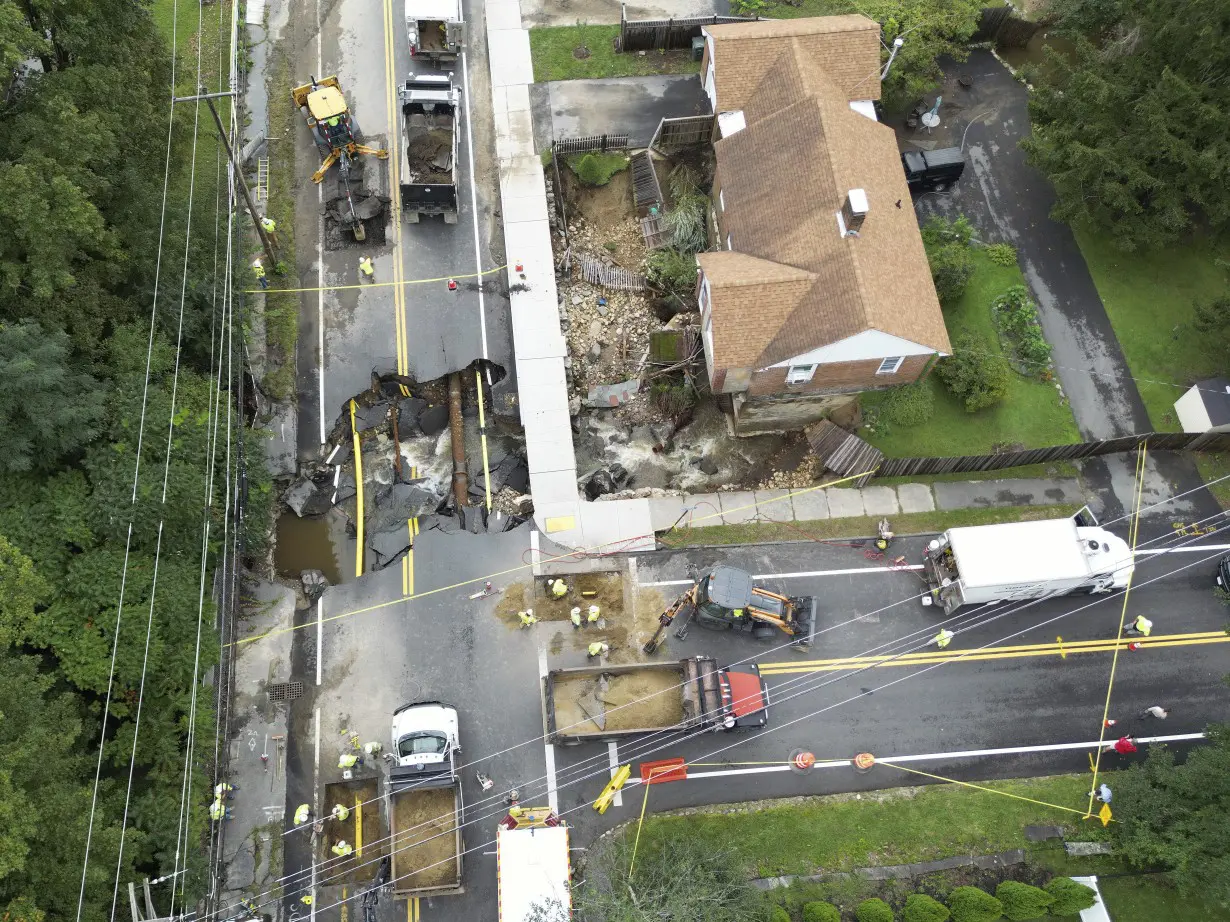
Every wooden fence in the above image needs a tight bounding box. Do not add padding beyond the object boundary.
[875,431,1230,479]
[554,134,629,155]
[618,3,758,53]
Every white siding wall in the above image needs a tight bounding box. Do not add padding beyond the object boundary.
[766,330,937,370]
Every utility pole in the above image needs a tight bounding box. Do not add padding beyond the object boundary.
[174,89,278,270]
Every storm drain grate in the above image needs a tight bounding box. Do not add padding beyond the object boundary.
[267,681,304,701]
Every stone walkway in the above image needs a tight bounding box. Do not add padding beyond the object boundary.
[647,477,1084,531]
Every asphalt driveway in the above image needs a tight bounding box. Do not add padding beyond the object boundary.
[909,51,1220,523]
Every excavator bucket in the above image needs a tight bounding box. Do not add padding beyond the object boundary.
[790,597,817,647]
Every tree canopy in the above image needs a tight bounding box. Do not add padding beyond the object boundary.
[0,0,235,917]
[1023,0,1230,250]
[1108,725,1230,903]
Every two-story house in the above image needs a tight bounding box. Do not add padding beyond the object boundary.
[696,17,951,435]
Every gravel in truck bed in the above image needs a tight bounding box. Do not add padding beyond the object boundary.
[391,787,459,889]
[552,670,685,735]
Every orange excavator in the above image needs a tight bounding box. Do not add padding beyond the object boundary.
[644,565,816,654]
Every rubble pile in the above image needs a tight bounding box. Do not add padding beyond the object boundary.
[561,282,658,398]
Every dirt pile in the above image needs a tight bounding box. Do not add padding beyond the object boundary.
[551,668,684,733]
[391,787,459,889]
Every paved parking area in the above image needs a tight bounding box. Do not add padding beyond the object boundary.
[529,74,711,150]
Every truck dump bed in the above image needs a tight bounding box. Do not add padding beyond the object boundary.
[388,763,463,896]
[544,657,765,743]
[399,75,458,221]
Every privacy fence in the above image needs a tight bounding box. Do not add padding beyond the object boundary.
[875,431,1230,479]
[970,3,1046,47]
[618,3,758,53]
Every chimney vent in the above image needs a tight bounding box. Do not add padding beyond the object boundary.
[841,189,869,236]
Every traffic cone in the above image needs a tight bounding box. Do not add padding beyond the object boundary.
[514,261,524,274]
[1104,719,1117,728]
[1127,642,1141,651]
[447,278,457,291]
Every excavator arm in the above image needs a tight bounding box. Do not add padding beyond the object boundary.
[642,587,697,655]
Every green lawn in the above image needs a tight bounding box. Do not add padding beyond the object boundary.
[529,25,700,81]
[639,774,1102,878]
[860,251,1081,457]
[1098,874,1230,922]
[660,503,1081,546]
[1074,227,1230,432]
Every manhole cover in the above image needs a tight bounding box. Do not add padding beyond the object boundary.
[268,681,305,701]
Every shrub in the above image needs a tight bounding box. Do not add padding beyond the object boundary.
[995,882,1052,921]
[1043,878,1097,917]
[802,903,842,922]
[767,906,792,922]
[567,151,628,186]
[937,334,1011,412]
[921,215,975,248]
[927,243,976,303]
[903,893,950,922]
[985,243,1018,266]
[946,887,1003,922]
[856,898,895,922]
[646,247,698,295]
[992,285,1051,371]
[879,382,935,427]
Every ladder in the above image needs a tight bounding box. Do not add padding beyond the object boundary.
[256,156,270,203]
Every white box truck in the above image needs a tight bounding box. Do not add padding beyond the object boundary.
[387,701,464,897]
[405,0,463,63]
[496,809,571,922]
[922,512,1134,614]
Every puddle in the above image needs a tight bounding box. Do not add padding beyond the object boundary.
[998,31,1077,74]
[275,512,345,585]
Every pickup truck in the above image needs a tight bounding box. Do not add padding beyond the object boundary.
[902,147,965,193]
[387,701,464,897]
[544,656,769,745]
[399,74,459,225]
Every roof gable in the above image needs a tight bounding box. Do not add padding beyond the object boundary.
[705,15,882,112]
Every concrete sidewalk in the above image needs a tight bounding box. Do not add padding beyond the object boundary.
[646,477,1085,531]
[485,0,654,553]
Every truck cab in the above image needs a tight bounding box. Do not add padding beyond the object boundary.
[391,700,459,773]
[902,147,965,193]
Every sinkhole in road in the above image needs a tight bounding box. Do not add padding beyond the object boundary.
[275,511,346,585]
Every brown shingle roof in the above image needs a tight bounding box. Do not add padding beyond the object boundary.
[698,252,817,368]
[705,15,883,111]
[706,39,950,369]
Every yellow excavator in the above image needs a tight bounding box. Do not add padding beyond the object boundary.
[292,76,388,183]
[643,565,816,654]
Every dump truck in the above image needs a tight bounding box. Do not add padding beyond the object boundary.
[544,656,769,745]
[902,147,964,193]
[405,0,464,63]
[399,73,459,224]
[644,565,817,653]
[922,511,1135,615]
[387,701,464,897]
[496,808,571,922]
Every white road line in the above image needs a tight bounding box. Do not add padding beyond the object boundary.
[315,597,323,686]
[1137,544,1230,554]
[316,0,326,447]
[459,51,489,365]
[622,732,1208,785]
[537,646,559,813]
[641,564,924,587]
[607,742,623,808]
[311,706,321,922]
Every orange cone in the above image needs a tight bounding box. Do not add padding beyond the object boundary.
[447,279,457,291]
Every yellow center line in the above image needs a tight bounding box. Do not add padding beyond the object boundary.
[758,630,1230,674]
[350,400,364,577]
[382,0,411,392]
[354,792,363,856]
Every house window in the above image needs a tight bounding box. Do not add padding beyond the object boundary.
[876,356,905,375]
[719,189,725,212]
[786,364,817,385]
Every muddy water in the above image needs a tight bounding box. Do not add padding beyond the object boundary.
[998,31,1077,74]
[275,512,345,585]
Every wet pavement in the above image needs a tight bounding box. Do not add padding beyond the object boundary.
[288,0,513,460]
[529,74,711,149]
[909,50,1221,525]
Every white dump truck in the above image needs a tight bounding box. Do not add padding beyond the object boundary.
[922,512,1134,614]
[405,0,464,62]
[496,809,571,922]
[387,701,464,897]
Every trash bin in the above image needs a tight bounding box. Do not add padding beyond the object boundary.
[691,36,705,61]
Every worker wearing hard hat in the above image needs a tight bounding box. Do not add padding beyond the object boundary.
[358,255,374,282]
[587,641,609,658]
[331,840,354,858]
[934,629,954,648]
[363,740,383,758]
[570,607,582,628]
[518,609,537,628]
[331,803,351,823]
[587,605,601,624]
[259,215,280,248]
[251,258,269,290]
[547,578,568,599]
[294,804,312,826]
[1125,615,1153,637]
[339,752,361,770]
[209,798,229,822]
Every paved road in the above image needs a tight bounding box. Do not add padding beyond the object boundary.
[290,0,513,460]
[285,511,1229,922]
[914,51,1220,525]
